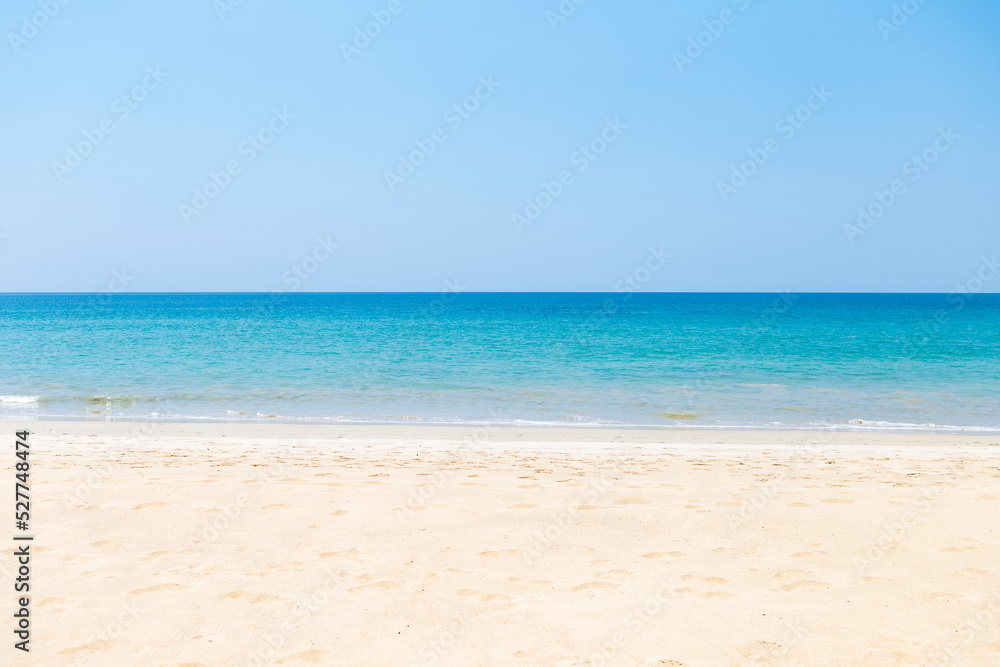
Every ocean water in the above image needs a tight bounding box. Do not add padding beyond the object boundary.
[0,293,997,431]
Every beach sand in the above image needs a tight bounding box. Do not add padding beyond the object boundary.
[6,421,1000,666]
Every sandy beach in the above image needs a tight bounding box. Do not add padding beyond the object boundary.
[6,421,1000,666]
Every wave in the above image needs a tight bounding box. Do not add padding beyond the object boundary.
[0,395,40,405]
[2,407,998,433]
[841,419,1000,432]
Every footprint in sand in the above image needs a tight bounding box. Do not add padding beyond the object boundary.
[924,592,964,602]
[595,570,633,584]
[791,551,826,558]
[60,640,114,654]
[773,569,811,579]
[712,547,759,556]
[682,575,728,585]
[320,548,361,559]
[821,498,853,503]
[348,580,399,592]
[739,641,784,659]
[481,549,519,557]
[615,497,651,505]
[788,502,813,507]
[223,591,285,603]
[277,650,325,664]
[942,545,980,552]
[698,591,735,598]
[509,504,538,509]
[456,589,511,601]
[331,510,348,516]
[781,580,828,591]
[38,598,70,607]
[129,583,189,595]
[571,581,621,592]
[132,502,169,510]
[138,550,186,561]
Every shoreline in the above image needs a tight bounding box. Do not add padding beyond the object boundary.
[7,419,1000,450]
[4,414,1000,436]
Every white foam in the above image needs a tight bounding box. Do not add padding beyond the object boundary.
[0,395,40,405]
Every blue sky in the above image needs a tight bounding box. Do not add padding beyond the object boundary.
[1,0,998,292]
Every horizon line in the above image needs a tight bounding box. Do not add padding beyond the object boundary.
[0,291,995,296]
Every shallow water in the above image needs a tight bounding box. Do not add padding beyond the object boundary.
[1,293,997,431]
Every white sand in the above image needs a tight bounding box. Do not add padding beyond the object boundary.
[5,421,1000,666]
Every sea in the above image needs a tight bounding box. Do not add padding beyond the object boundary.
[0,293,997,432]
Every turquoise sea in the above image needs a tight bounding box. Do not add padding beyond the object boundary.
[0,293,997,431]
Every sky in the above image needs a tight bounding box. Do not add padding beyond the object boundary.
[1,0,998,293]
